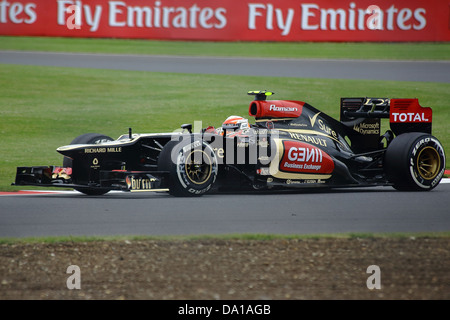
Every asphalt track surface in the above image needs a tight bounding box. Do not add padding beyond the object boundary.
[1,50,449,238]
[1,183,449,238]
[1,50,450,82]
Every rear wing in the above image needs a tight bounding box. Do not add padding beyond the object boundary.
[340,97,432,135]
[340,97,432,152]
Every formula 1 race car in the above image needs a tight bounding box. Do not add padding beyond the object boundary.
[13,90,446,196]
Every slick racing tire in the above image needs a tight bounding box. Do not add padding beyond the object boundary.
[63,133,114,196]
[384,132,446,191]
[158,138,218,197]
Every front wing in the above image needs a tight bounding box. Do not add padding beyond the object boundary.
[13,166,169,192]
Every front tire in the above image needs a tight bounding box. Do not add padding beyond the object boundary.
[63,133,114,196]
[384,132,446,191]
[158,138,218,197]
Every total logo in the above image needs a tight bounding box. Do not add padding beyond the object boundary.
[391,112,430,123]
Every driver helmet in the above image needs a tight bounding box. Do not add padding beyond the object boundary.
[222,115,249,131]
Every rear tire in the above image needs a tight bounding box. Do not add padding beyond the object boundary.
[384,132,446,191]
[158,138,218,197]
[63,133,114,196]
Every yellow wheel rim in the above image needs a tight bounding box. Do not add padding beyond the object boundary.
[416,146,440,180]
[185,150,212,185]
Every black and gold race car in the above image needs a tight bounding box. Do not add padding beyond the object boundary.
[13,90,446,196]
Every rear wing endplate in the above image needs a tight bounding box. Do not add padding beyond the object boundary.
[340,97,432,136]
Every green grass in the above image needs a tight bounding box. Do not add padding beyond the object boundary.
[1,36,450,60]
[1,232,449,245]
[0,64,449,191]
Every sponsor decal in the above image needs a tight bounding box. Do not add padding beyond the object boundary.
[391,112,430,123]
[286,179,325,185]
[288,132,327,146]
[317,119,338,139]
[308,112,321,127]
[364,98,389,106]
[305,112,339,139]
[390,98,432,123]
[90,157,100,169]
[0,1,448,42]
[352,122,380,135]
[126,175,156,190]
[250,100,304,118]
[85,147,106,153]
[84,147,122,153]
[289,123,307,127]
[269,105,298,112]
[280,140,334,174]
[280,129,350,152]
